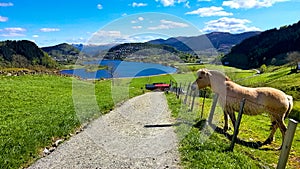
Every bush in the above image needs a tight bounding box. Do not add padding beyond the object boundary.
[259,64,267,73]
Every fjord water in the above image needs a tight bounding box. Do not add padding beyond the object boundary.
[60,60,177,79]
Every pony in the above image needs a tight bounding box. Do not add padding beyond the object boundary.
[191,69,293,147]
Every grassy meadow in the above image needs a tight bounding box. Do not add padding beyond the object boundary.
[0,64,299,168]
[166,64,300,169]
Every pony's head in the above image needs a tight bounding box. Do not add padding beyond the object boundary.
[191,69,212,90]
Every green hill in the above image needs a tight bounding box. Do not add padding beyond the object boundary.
[222,20,300,69]
[104,42,181,60]
[0,40,57,68]
[103,42,197,63]
[42,43,85,64]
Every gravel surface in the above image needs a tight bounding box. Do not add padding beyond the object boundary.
[28,92,181,169]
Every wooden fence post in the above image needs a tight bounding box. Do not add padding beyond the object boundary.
[188,88,193,106]
[277,119,299,169]
[200,90,206,119]
[184,82,191,105]
[229,98,246,151]
[180,82,186,101]
[177,83,182,99]
[190,90,197,112]
[208,94,219,125]
[170,80,173,92]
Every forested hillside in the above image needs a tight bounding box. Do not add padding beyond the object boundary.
[42,43,85,64]
[0,40,57,68]
[103,42,197,63]
[222,20,300,69]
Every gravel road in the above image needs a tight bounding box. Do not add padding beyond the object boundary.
[28,92,181,169]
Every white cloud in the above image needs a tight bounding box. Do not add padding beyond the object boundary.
[148,19,189,30]
[0,27,26,37]
[157,0,175,6]
[185,6,233,17]
[122,13,128,17]
[156,0,189,7]
[202,17,261,33]
[222,0,289,9]
[0,16,8,22]
[4,27,26,32]
[0,2,13,7]
[132,26,143,29]
[132,2,148,7]
[138,17,144,21]
[92,30,122,38]
[40,28,60,32]
[97,4,103,9]
[89,30,127,45]
[131,17,144,24]
[32,35,39,38]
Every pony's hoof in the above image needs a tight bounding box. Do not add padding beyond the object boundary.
[262,138,273,145]
[276,146,282,151]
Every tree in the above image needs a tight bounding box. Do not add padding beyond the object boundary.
[259,64,267,73]
[287,51,300,66]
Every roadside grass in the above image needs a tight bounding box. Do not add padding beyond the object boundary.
[0,75,78,168]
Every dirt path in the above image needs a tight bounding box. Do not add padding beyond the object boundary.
[28,92,181,169]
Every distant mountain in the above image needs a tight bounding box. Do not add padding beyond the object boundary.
[222,20,300,69]
[70,32,259,57]
[0,40,57,68]
[42,43,86,64]
[149,31,260,54]
[104,42,181,60]
[72,43,116,56]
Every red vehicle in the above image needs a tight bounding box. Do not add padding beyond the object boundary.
[145,83,170,91]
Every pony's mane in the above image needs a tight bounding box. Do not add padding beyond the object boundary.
[199,69,231,81]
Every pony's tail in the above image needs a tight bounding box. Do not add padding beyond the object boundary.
[284,95,293,119]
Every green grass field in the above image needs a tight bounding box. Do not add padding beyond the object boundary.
[0,74,174,169]
[0,64,299,168]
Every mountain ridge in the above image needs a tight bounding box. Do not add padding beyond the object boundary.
[222,20,300,69]
[148,31,261,54]
[41,43,86,64]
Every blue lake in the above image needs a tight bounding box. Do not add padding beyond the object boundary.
[60,60,177,79]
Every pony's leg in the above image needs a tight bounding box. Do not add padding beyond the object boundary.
[263,120,278,145]
[228,112,236,129]
[223,111,229,131]
[277,119,287,149]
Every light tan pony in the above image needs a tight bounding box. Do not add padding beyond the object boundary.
[191,69,293,147]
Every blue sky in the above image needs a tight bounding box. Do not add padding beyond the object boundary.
[0,0,299,47]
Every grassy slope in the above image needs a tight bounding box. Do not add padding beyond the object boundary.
[0,74,174,169]
[167,65,300,169]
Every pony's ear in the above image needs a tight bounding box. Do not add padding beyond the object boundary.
[198,69,211,77]
[206,71,212,76]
